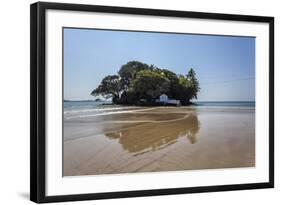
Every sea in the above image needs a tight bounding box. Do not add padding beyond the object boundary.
[194,101,255,108]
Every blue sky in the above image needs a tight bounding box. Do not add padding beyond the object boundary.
[64,28,255,101]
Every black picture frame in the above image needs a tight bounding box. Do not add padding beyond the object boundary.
[30,1,274,203]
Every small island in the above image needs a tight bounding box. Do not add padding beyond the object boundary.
[91,61,199,106]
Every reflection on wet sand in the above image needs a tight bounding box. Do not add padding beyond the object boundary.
[63,107,255,176]
[105,113,199,154]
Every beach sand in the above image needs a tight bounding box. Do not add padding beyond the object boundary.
[63,107,255,176]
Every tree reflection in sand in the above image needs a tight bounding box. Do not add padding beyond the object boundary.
[105,112,199,155]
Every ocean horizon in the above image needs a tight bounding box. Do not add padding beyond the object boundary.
[64,100,255,116]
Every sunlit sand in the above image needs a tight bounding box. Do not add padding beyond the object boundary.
[63,107,255,176]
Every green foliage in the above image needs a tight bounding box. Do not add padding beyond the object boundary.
[132,70,170,101]
[91,75,121,103]
[91,61,200,105]
[186,68,200,99]
[118,61,152,90]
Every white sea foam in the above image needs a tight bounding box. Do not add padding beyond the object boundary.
[64,106,139,114]
[65,107,158,119]
[100,114,190,123]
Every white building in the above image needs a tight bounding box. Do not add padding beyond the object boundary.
[157,94,181,106]
[159,94,168,102]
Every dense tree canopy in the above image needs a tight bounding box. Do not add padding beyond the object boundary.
[90,75,121,103]
[132,70,170,101]
[91,61,200,105]
[118,61,152,90]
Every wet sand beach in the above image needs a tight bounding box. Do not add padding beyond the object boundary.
[63,106,255,176]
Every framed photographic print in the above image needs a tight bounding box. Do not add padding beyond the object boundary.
[30,1,274,203]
